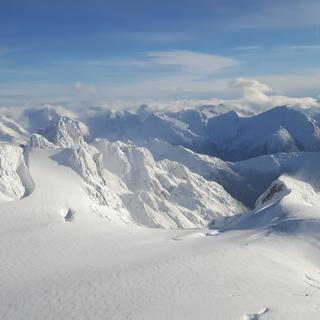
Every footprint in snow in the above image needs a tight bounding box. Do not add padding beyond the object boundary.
[242,307,269,320]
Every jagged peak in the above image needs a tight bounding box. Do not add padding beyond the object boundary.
[29,133,55,149]
[39,116,86,148]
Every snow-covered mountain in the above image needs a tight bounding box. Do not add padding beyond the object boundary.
[94,139,245,228]
[2,104,320,220]
[0,116,30,145]
[206,106,320,160]
[0,113,244,229]
[224,174,320,234]
[2,104,320,319]
[69,105,320,161]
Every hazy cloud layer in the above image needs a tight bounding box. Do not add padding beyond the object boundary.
[228,78,320,113]
[145,50,240,74]
[74,81,97,95]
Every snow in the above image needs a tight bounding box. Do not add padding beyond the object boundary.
[1,190,320,319]
[29,133,55,148]
[39,116,87,148]
[77,105,320,160]
[0,116,30,145]
[223,175,320,235]
[232,151,320,206]
[1,104,320,319]
[94,139,246,228]
[0,143,32,201]
[205,106,320,160]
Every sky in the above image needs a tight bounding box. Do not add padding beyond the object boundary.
[0,0,320,107]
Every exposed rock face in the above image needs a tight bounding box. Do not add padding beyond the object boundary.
[255,179,290,209]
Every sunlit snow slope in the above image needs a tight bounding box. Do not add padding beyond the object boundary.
[1,105,320,319]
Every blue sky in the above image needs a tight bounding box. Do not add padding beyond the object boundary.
[0,0,320,106]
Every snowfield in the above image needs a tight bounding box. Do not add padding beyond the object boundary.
[1,104,320,319]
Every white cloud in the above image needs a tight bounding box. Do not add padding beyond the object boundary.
[146,50,240,74]
[229,78,320,112]
[61,50,240,76]
[138,77,320,114]
[229,78,271,104]
[74,81,97,95]
[0,71,319,114]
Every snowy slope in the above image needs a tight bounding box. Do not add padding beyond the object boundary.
[4,104,320,160]
[138,139,320,208]
[0,116,30,145]
[232,151,320,206]
[224,175,320,235]
[206,106,320,160]
[1,163,320,319]
[1,104,320,319]
[86,108,215,154]
[5,113,244,229]
[94,139,246,228]
[140,139,251,205]
[39,116,88,148]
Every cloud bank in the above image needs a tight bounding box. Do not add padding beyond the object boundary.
[229,78,320,112]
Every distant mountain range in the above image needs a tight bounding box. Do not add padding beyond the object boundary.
[1,104,320,229]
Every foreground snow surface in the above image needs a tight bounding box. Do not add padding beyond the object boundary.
[1,150,320,319]
[2,214,320,320]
